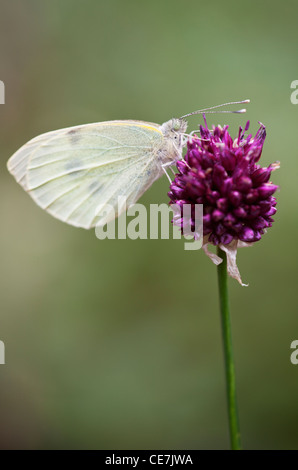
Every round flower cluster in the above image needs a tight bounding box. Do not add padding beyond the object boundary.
[168,120,278,245]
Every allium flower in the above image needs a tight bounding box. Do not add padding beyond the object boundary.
[168,119,279,285]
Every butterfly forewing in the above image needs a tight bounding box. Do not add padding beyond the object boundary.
[7,121,164,228]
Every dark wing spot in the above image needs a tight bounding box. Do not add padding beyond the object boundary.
[88,181,104,200]
[65,158,83,171]
[66,170,83,180]
[68,128,81,145]
[89,180,102,192]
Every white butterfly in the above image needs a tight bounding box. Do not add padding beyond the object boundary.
[7,101,248,229]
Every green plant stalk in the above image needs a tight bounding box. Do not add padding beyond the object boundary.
[217,246,242,450]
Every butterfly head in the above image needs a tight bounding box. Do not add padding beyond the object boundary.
[160,118,188,139]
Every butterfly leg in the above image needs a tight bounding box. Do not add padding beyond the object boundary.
[161,161,176,183]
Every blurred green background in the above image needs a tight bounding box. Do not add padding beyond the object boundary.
[0,0,297,450]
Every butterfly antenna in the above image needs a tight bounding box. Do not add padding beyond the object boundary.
[180,99,250,119]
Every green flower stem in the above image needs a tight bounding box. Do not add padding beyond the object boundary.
[217,247,242,450]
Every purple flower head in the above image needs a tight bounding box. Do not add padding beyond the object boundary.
[168,118,279,284]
